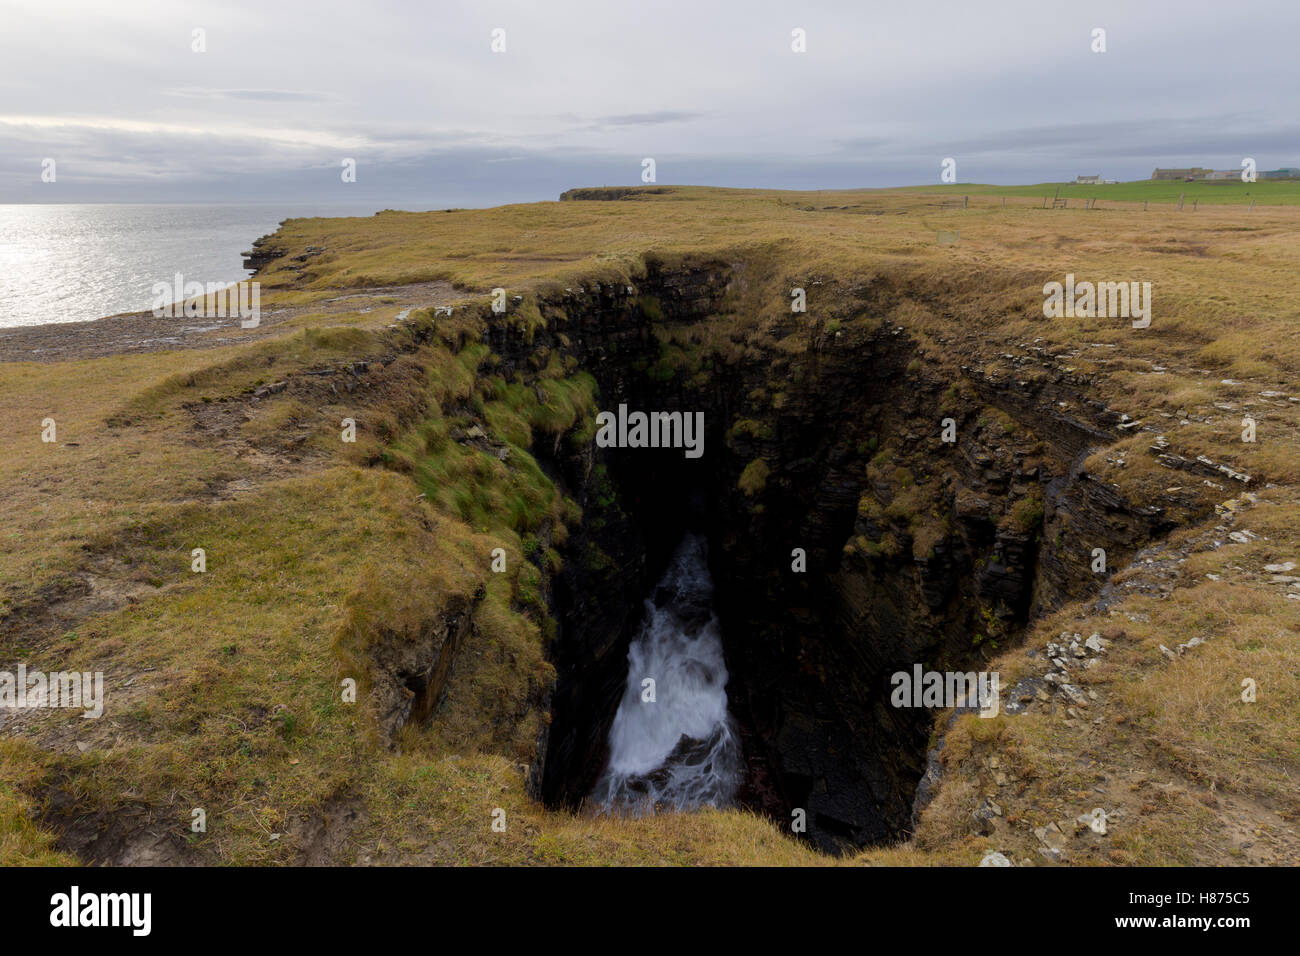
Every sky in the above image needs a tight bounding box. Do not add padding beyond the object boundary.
[1,0,1297,207]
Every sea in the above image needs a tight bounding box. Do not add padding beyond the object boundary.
[0,203,390,329]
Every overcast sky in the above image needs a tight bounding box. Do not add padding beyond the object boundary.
[2,0,1297,206]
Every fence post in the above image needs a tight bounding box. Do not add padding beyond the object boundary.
[1144,199,1148,211]
[964,195,969,209]
[1250,200,1255,210]
[1178,192,1185,211]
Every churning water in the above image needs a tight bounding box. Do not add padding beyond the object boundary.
[591,534,742,813]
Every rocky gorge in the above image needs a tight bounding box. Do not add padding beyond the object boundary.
[335,255,1214,853]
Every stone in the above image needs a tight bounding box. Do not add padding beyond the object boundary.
[1034,824,1068,852]
[252,380,287,399]
[1077,808,1108,835]
[978,851,1012,867]
[1060,683,1088,706]
[972,797,1002,835]
[1037,845,1065,863]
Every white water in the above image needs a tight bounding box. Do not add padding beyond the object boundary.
[591,534,743,814]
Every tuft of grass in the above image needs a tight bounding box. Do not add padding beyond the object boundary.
[738,459,771,496]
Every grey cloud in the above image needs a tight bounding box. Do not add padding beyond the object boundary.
[2,0,1297,202]
[595,111,707,127]
[166,89,332,102]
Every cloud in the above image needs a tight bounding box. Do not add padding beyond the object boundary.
[165,88,332,103]
[1,0,1297,202]
[595,111,707,127]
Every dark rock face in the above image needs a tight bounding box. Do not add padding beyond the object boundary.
[530,438,650,807]
[363,590,477,742]
[474,261,1185,852]
[241,234,287,273]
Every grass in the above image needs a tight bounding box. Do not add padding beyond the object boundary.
[738,459,770,497]
[892,178,1300,206]
[933,537,1300,865]
[3,184,1300,865]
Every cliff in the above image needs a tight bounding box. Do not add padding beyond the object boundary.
[1,186,1297,865]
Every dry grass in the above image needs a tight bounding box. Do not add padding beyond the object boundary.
[3,185,1300,865]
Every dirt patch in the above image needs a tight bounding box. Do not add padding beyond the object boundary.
[0,557,171,646]
[46,789,201,866]
[289,793,364,865]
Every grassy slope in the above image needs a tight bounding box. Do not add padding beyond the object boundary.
[892,178,1300,206]
[1,186,1297,865]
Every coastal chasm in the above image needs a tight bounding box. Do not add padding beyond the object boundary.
[348,259,1189,852]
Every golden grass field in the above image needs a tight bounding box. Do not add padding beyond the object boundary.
[1,186,1296,865]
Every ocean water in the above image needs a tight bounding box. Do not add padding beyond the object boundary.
[591,534,742,814]
[0,203,383,328]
